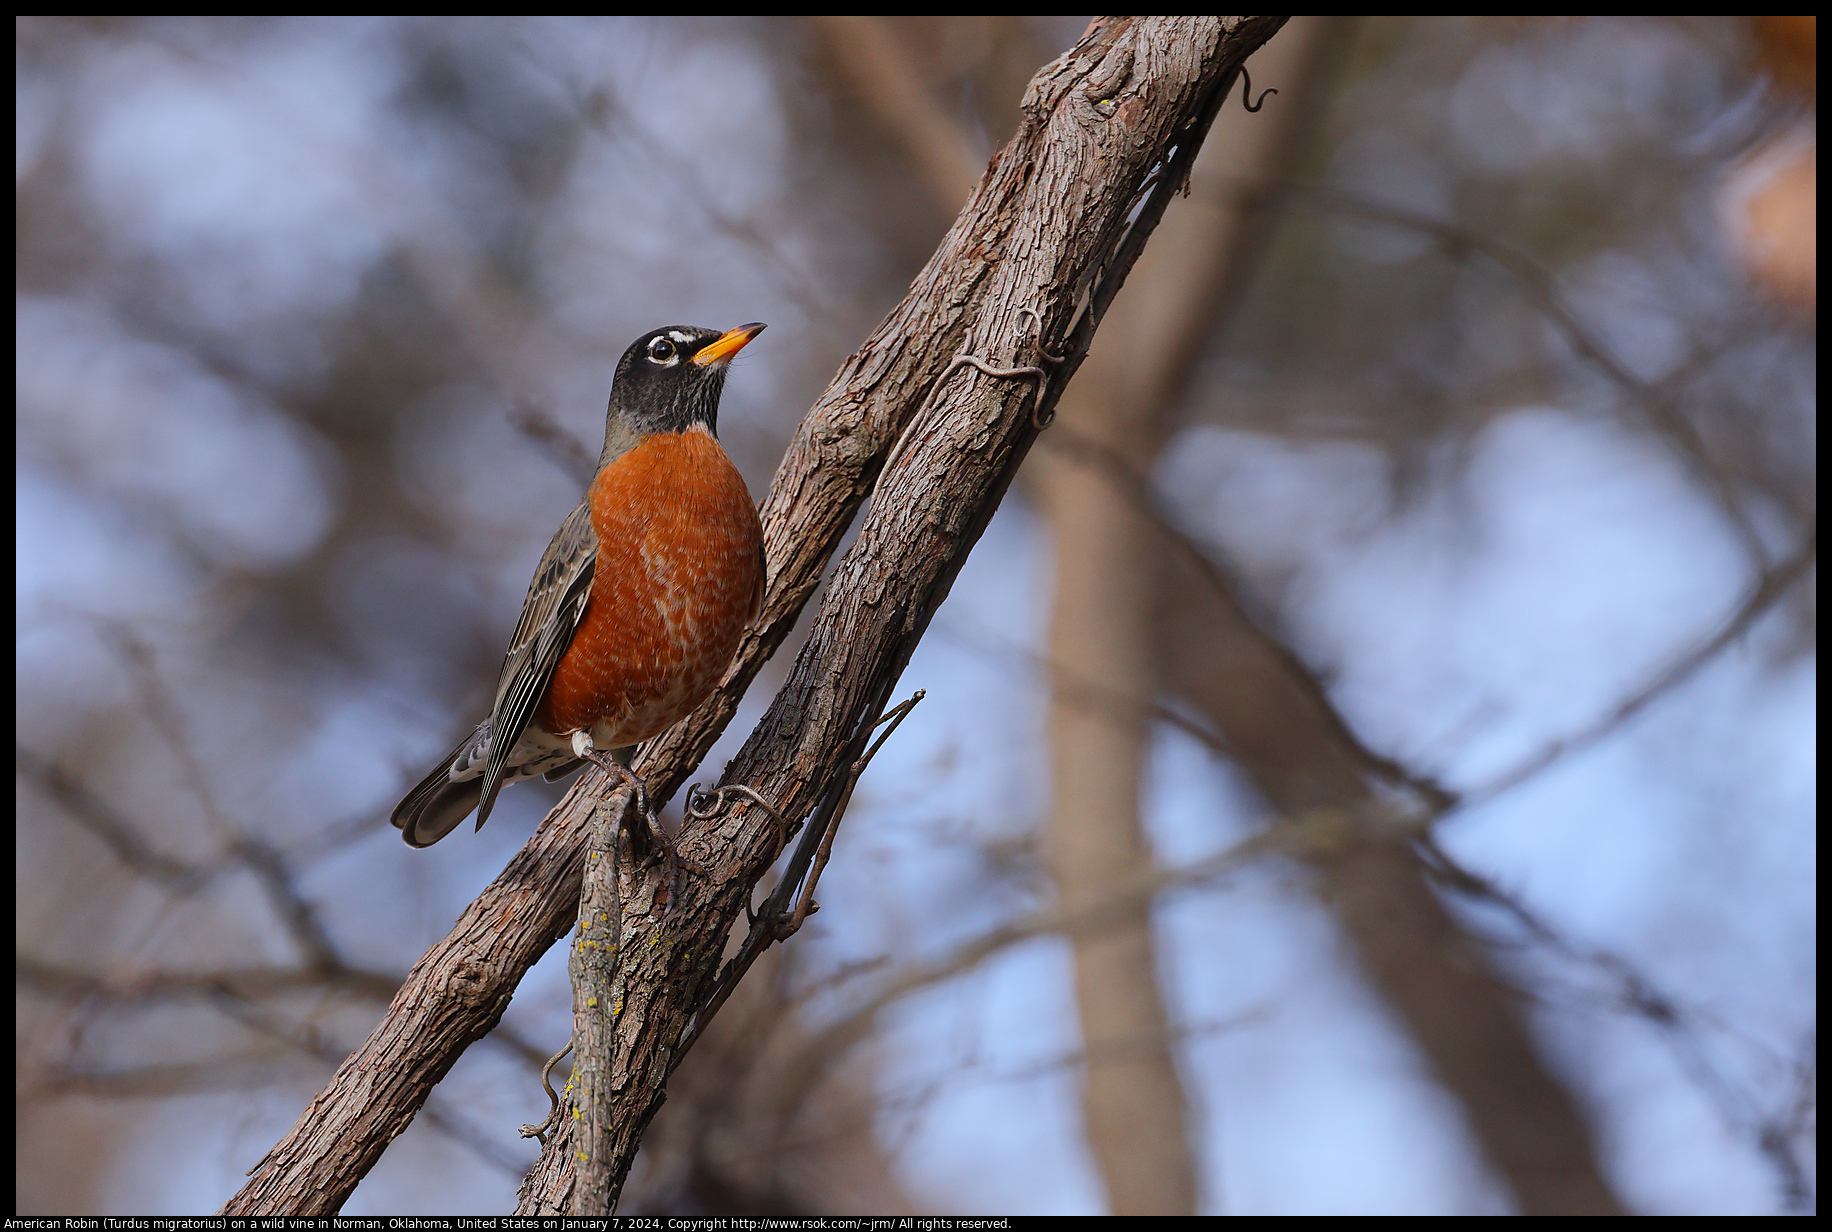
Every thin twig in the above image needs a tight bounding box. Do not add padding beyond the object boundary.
[775,808,1353,1094]
[1279,184,1776,563]
[101,624,239,845]
[1464,527,1814,806]
[670,689,924,1072]
[16,954,401,1005]
[1421,838,1818,1211]
[16,745,207,894]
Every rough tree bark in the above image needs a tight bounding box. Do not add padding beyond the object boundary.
[221,17,1286,1216]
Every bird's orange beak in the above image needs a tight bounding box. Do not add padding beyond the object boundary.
[693,322,767,367]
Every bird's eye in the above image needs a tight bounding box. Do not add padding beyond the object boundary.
[646,337,677,364]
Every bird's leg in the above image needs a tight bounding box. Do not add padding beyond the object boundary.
[570,734,654,853]
[570,734,676,893]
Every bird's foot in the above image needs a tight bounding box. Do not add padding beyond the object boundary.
[571,736,683,902]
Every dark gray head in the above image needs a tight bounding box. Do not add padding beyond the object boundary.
[600,323,765,464]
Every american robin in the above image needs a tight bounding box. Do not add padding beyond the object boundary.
[392,323,767,848]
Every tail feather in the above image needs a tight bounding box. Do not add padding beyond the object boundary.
[390,737,611,847]
[392,756,486,848]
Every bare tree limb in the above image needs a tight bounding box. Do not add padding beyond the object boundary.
[567,785,636,1214]
[16,955,399,1006]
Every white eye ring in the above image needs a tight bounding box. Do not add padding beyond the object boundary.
[647,337,677,364]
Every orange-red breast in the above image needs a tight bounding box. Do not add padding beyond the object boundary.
[392,323,766,847]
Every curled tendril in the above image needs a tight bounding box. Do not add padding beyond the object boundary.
[1240,66,1278,113]
[1018,306,1067,365]
[686,783,789,842]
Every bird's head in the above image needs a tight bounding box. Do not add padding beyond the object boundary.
[603,323,765,456]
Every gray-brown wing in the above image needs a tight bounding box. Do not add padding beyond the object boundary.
[473,499,596,831]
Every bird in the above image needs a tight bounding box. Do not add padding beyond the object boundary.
[392,323,767,848]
